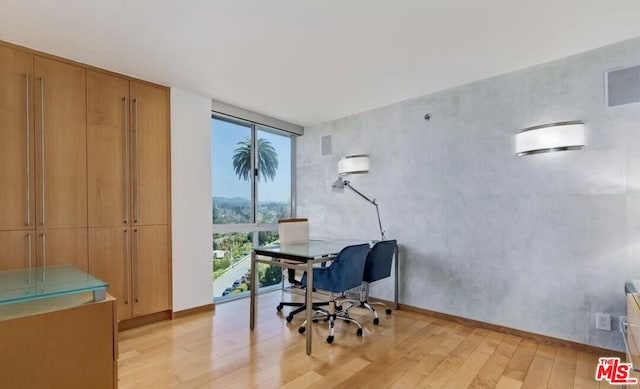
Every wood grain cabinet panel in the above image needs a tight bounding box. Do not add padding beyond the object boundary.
[0,296,117,389]
[37,228,88,272]
[34,56,87,229]
[130,81,169,226]
[89,226,132,321]
[133,225,171,316]
[0,230,36,271]
[87,71,131,228]
[0,46,35,230]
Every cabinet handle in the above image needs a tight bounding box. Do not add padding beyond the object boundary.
[41,232,46,282]
[39,77,45,227]
[25,74,30,227]
[133,98,139,224]
[124,229,129,304]
[27,233,32,284]
[123,97,129,225]
[134,228,139,303]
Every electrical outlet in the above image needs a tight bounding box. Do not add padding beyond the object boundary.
[596,312,611,331]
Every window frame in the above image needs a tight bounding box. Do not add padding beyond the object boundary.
[211,112,296,241]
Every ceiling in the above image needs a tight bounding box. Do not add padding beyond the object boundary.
[2,1,640,126]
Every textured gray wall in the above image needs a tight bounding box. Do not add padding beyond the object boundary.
[297,37,640,351]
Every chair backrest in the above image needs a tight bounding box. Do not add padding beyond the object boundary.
[363,240,397,283]
[324,243,370,292]
[278,218,308,245]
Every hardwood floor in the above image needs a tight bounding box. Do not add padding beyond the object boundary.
[118,291,617,388]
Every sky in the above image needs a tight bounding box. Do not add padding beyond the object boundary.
[211,117,292,202]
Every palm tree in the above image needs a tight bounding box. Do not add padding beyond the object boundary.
[232,137,279,182]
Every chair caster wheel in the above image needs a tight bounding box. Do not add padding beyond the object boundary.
[356,328,363,336]
[276,304,283,312]
[386,309,392,315]
[286,315,294,323]
[312,319,318,323]
[336,305,343,311]
[373,318,380,325]
[327,336,334,344]
[298,327,306,334]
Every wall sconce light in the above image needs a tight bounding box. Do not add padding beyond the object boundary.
[515,121,585,156]
[338,154,369,175]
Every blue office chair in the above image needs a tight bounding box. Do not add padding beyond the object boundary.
[298,243,369,344]
[345,240,397,325]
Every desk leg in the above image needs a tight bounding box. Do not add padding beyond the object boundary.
[394,246,399,310]
[306,260,313,355]
[250,251,256,330]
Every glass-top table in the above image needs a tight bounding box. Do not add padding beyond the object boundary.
[0,265,108,306]
[254,239,373,261]
[250,238,400,355]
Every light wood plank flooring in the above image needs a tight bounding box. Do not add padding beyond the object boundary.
[118,291,617,388]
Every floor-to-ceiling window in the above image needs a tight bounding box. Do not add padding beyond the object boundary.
[211,115,294,302]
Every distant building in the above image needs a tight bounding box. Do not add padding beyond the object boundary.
[213,250,226,259]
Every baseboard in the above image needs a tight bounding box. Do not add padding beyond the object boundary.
[118,311,172,331]
[372,298,623,357]
[172,303,215,319]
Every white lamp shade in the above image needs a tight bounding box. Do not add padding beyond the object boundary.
[338,154,369,175]
[515,121,585,156]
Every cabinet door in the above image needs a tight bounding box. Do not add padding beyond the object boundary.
[34,57,87,229]
[89,227,132,321]
[0,46,35,230]
[87,71,131,227]
[133,225,170,316]
[0,230,36,271]
[37,228,88,271]
[130,82,168,226]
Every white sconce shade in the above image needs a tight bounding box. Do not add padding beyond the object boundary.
[338,154,369,175]
[515,121,585,156]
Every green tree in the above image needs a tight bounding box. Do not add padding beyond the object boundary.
[232,137,279,182]
[261,265,283,286]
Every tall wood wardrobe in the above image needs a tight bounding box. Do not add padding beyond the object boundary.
[0,40,172,326]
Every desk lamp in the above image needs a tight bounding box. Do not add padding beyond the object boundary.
[331,155,386,241]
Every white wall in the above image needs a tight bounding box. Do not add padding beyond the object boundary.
[297,37,640,351]
[170,87,213,312]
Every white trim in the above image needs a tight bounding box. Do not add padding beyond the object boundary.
[212,99,303,135]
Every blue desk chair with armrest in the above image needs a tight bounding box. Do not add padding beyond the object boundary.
[345,239,397,324]
[298,243,369,344]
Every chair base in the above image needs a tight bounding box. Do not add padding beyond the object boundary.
[277,301,330,323]
[299,298,363,343]
[344,283,392,325]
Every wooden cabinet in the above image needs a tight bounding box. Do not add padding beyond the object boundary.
[89,227,131,321]
[87,71,171,322]
[34,56,87,229]
[89,226,170,321]
[0,230,35,271]
[87,71,130,227]
[0,41,171,326]
[88,73,169,227]
[0,46,35,230]
[1,49,88,233]
[37,228,88,271]
[130,81,169,226]
[1,45,89,273]
[0,294,117,389]
[133,225,171,316]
